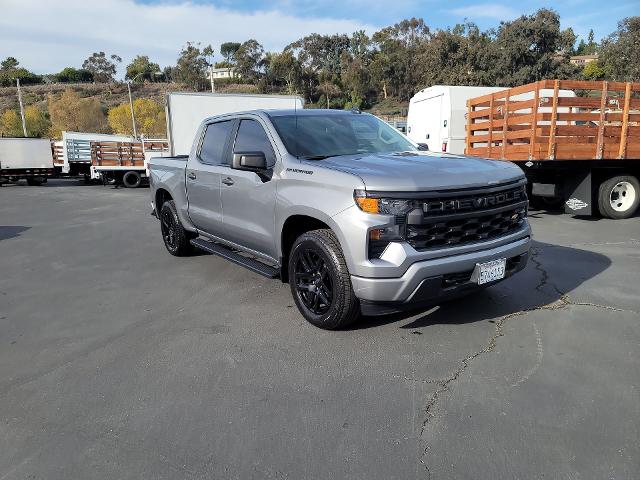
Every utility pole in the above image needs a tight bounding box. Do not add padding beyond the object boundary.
[16,78,28,137]
[209,65,215,93]
[127,80,138,139]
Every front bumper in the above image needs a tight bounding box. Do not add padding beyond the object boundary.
[351,235,530,315]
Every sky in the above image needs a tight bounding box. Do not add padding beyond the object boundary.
[0,0,636,76]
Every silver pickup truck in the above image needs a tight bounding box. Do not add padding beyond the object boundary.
[149,109,531,329]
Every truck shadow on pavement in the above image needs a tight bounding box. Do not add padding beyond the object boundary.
[0,226,30,241]
[354,239,612,330]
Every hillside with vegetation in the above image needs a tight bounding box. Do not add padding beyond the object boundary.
[0,10,638,139]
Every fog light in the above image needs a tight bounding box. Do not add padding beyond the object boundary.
[368,224,406,258]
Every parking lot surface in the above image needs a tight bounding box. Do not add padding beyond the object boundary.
[1,179,639,479]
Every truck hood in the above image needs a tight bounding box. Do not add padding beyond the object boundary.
[306,152,524,191]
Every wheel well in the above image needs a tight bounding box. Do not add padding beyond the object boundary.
[280,215,330,283]
[155,188,173,215]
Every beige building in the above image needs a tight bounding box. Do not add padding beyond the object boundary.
[570,54,598,66]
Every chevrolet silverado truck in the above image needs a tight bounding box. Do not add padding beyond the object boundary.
[149,109,531,329]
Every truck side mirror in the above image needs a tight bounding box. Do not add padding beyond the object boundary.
[232,152,267,172]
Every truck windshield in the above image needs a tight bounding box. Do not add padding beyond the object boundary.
[270,113,417,159]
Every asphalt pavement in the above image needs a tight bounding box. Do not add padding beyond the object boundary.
[1,179,638,479]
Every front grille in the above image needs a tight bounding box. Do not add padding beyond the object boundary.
[366,181,527,258]
[407,205,526,251]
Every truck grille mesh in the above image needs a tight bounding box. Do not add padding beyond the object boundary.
[406,205,526,251]
[367,182,528,258]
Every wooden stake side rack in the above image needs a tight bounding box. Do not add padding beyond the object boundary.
[91,140,169,167]
[51,143,64,166]
[465,80,640,161]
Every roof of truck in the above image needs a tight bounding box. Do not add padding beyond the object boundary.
[264,109,364,117]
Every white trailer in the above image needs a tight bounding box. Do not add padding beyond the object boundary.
[0,138,55,185]
[166,92,304,156]
[61,131,134,177]
[407,85,576,154]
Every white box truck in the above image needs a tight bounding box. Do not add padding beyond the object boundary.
[407,86,505,153]
[165,92,304,156]
[0,138,55,186]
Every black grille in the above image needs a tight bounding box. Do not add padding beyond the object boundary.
[406,205,526,251]
[366,181,528,258]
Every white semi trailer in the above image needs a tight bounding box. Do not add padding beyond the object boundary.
[165,92,304,156]
[0,138,55,186]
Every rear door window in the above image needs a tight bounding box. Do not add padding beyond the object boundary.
[199,120,234,165]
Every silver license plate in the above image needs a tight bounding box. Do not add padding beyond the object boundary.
[475,258,506,285]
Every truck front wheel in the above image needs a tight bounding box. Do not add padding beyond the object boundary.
[159,200,193,256]
[288,229,360,330]
[598,175,639,219]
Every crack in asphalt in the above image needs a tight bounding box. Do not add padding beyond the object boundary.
[530,247,564,296]
[417,245,636,478]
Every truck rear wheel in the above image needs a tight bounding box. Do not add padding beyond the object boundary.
[122,171,142,188]
[26,178,43,186]
[288,229,360,330]
[598,175,639,219]
[159,200,193,256]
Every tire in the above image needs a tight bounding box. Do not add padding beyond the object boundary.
[159,200,194,256]
[597,175,639,219]
[26,178,43,186]
[288,229,360,330]
[122,171,142,188]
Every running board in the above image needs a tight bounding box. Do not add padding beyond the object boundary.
[190,238,280,279]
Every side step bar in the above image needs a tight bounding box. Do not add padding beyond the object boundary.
[190,238,280,279]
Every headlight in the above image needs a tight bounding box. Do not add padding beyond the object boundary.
[354,190,414,215]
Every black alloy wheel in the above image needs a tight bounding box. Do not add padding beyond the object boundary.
[288,229,360,329]
[160,207,177,251]
[294,248,334,315]
[159,200,193,256]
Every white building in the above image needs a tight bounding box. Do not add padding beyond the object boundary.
[208,67,238,80]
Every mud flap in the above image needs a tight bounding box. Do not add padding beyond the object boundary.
[563,171,592,215]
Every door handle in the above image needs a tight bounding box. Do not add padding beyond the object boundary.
[222,177,234,186]
[187,172,196,180]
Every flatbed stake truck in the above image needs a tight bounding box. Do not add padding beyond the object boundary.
[465,80,640,219]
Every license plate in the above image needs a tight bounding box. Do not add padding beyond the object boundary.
[475,258,506,285]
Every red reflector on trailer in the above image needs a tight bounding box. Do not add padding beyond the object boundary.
[442,142,447,152]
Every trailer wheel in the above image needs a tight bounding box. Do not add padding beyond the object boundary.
[598,175,639,219]
[122,171,142,188]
